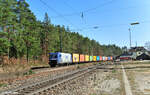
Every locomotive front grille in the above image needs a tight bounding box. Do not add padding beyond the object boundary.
[50,60,57,63]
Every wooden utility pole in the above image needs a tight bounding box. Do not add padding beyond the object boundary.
[59,28,62,52]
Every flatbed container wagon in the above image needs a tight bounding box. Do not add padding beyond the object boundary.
[85,55,89,62]
[93,56,97,61]
[110,57,113,60]
[105,57,108,61]
[72,53,79,63]
[107,57,111,61]
[96,56,100,61]
[100,56,103,61]
[79,54,85,62]
[90,56,93,61]
[102,56,105,61]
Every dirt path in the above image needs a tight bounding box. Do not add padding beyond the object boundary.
[125,64,150,95]
[122,65,132,95]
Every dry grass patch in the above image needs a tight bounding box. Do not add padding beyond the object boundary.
[29,62,49,67]
[0,63,31,80]
[2,63,30,73]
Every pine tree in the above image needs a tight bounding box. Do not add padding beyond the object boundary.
[0,0,18,63]
[17,0,39,63]
[42,13,51,56]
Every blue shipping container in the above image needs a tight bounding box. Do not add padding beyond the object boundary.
[107,57,111,60]
[96,56,100,61]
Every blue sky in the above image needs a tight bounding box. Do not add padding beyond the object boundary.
[26,0,150,48]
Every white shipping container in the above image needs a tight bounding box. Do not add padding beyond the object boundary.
[102,56,105,61]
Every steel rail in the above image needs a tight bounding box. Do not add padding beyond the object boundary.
[1,64,99,95]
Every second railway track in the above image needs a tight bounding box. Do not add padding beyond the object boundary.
[1,64,104,95]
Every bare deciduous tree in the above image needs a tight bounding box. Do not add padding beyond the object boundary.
[145,42,150,51]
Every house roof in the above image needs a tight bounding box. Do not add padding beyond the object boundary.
[119,53,133,57]
[129,47,147,52]
[136,53,150,60]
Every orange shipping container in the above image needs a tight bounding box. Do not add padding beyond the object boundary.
[93,56,97,61]
[105,57,108,61]
[110,57,113,60]
[85,55,89,62]
[72,53,79,62]
[100,56,103,61]
[80,54,85,62]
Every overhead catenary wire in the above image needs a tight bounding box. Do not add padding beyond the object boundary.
[62,0,84,19]
[48,4,149,18]
[82,0,116,13]
[71,23,128,31]
[60,0,117,35]
[71,20,150,31]
[39,0,78,29]
[61,0,87,24]
[38,0,150,32]
[62,0,78,15]
[50,0,117,18]
[47,1,150,19]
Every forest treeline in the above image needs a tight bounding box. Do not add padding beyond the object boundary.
[0,0,122,63]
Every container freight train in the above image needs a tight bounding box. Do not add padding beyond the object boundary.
[49,52,113,67]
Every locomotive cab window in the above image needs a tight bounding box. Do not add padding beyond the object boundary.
[50,54,57,59]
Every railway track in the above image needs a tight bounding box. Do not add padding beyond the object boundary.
[1,64,101,95]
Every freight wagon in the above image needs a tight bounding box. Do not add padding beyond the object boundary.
[96,56,100,61]
[102,56,106,61]
[72,53,79,63]
[85,55,89,62]
[100,56,103,61]
[107,57,111,61]
[49,52,113,67]
[79,54,85,62]
[93,56,97,61]
[90,56,93,61]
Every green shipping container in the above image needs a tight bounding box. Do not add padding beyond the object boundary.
[90,56,93,61]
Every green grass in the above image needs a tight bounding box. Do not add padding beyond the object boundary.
[112,69,116,73]
[91,94,96,95]
[23,69,35,75]
[0,83,7,87]
[76,65,80,69]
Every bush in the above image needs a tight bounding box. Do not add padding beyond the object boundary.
[23,69,35,75]
[112,69,116,73]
